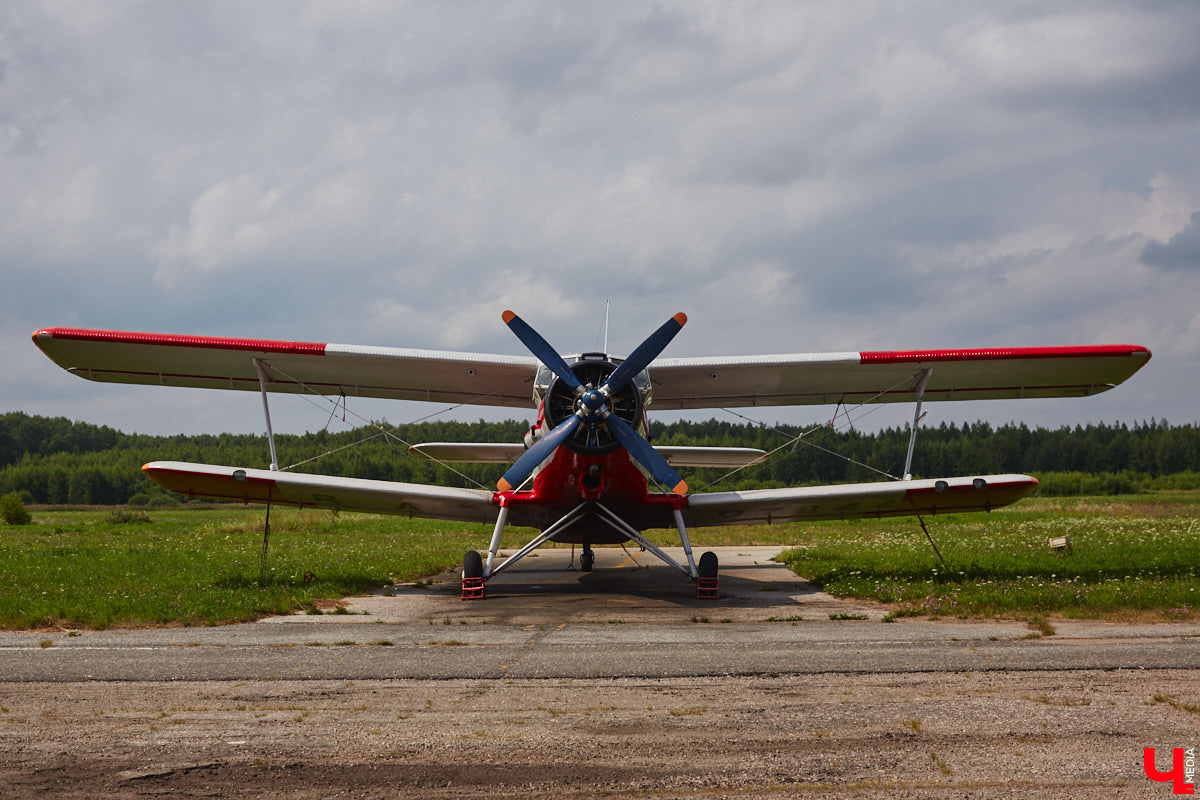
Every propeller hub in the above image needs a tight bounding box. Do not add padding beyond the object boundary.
[580,388,606,415]
[543,356,639,456]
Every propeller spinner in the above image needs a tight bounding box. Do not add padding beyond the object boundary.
[497,311,689,496]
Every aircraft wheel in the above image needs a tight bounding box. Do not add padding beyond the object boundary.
[461,551,485,600]
[697,551,719,600]
[580,545,595,572]
[462,550,483,580]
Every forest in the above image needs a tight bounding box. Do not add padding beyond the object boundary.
[1,410,1198,505]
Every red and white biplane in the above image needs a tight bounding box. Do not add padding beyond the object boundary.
[33,313,1150,598]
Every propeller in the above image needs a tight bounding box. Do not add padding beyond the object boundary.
[501,310,581,392]
[497,311,689,496]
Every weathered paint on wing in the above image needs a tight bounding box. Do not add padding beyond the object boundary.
[682,474,1038,527]
[32,328,538,408]
[33,328,1150,412]
[650,345,1151,409]
[142,461,498,524]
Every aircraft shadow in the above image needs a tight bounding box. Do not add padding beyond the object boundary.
[479,563,823,609]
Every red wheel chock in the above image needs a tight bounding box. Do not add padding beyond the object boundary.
[461,577,486,600]
[696,577,719,600]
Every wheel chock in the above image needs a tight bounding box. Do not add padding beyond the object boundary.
[696,577,719,600]
[461,577,486,600]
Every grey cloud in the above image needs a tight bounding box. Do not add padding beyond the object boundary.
[3,1,1198,434]
[944,4,1200,125]
[1141,212,1200,271]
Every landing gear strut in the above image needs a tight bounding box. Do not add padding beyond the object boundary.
[470,501,701,598]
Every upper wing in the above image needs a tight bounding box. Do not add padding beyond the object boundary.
[683,474,1037,527]
[35,328,1150,412]
[32,328,538,409]
[142,461,498,523]
[649,345,1151,410]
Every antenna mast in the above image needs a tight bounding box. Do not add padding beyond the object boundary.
[603,299,611,354]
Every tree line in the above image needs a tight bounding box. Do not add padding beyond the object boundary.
[1,411,1197,505]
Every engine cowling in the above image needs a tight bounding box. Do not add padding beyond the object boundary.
[540,353,644,456]
[499,310,687,496]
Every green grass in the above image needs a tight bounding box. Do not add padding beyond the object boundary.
[774,494,1200,621]
[3,492,1199,628]
[0,506,531,629]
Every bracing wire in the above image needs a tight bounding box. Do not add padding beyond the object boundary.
[255,358,929,497]
[910,501,949,569]
[255,360,498,490]
[692,371,925,492]
[282,429,389,470]
[258,499,272,585]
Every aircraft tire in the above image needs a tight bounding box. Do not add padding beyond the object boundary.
[698,551,718,578]
[580,547,594,572]
[462,550,483,580]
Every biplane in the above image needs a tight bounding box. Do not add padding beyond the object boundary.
[33,313,1150,599]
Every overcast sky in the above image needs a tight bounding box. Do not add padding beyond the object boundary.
[3,1,1197,440]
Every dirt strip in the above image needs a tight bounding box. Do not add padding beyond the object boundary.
[3,669,1196,798]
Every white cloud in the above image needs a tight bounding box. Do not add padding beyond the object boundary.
[2,1,1196,435]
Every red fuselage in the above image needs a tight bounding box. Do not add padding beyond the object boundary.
[496,439,684,543]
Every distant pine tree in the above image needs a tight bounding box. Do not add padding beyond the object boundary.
[0,413,1197,503]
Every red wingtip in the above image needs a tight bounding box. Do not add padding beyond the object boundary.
[672,480,688,496]
[497,478,513,492]
[502,310,517,324]
[673,312,687,326]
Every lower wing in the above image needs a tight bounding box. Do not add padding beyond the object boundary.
[142,461,498,524]
[682,474,1037,527]
[145,461,1033,529]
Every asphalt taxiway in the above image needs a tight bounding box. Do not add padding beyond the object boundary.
[1,547,1196,682]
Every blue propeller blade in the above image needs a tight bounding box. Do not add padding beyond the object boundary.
[497,310,690,496]
[604,413,688,496]
[604,312,687,392]
[502,310,581,391]
[497,413,581,492]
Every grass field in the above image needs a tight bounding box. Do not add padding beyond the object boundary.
[0,507,514,629]
[1,493,1198,629]
[776,493,1200,623]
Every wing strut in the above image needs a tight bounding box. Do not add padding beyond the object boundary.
[902,369,931,481]
[253,358,281,471]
